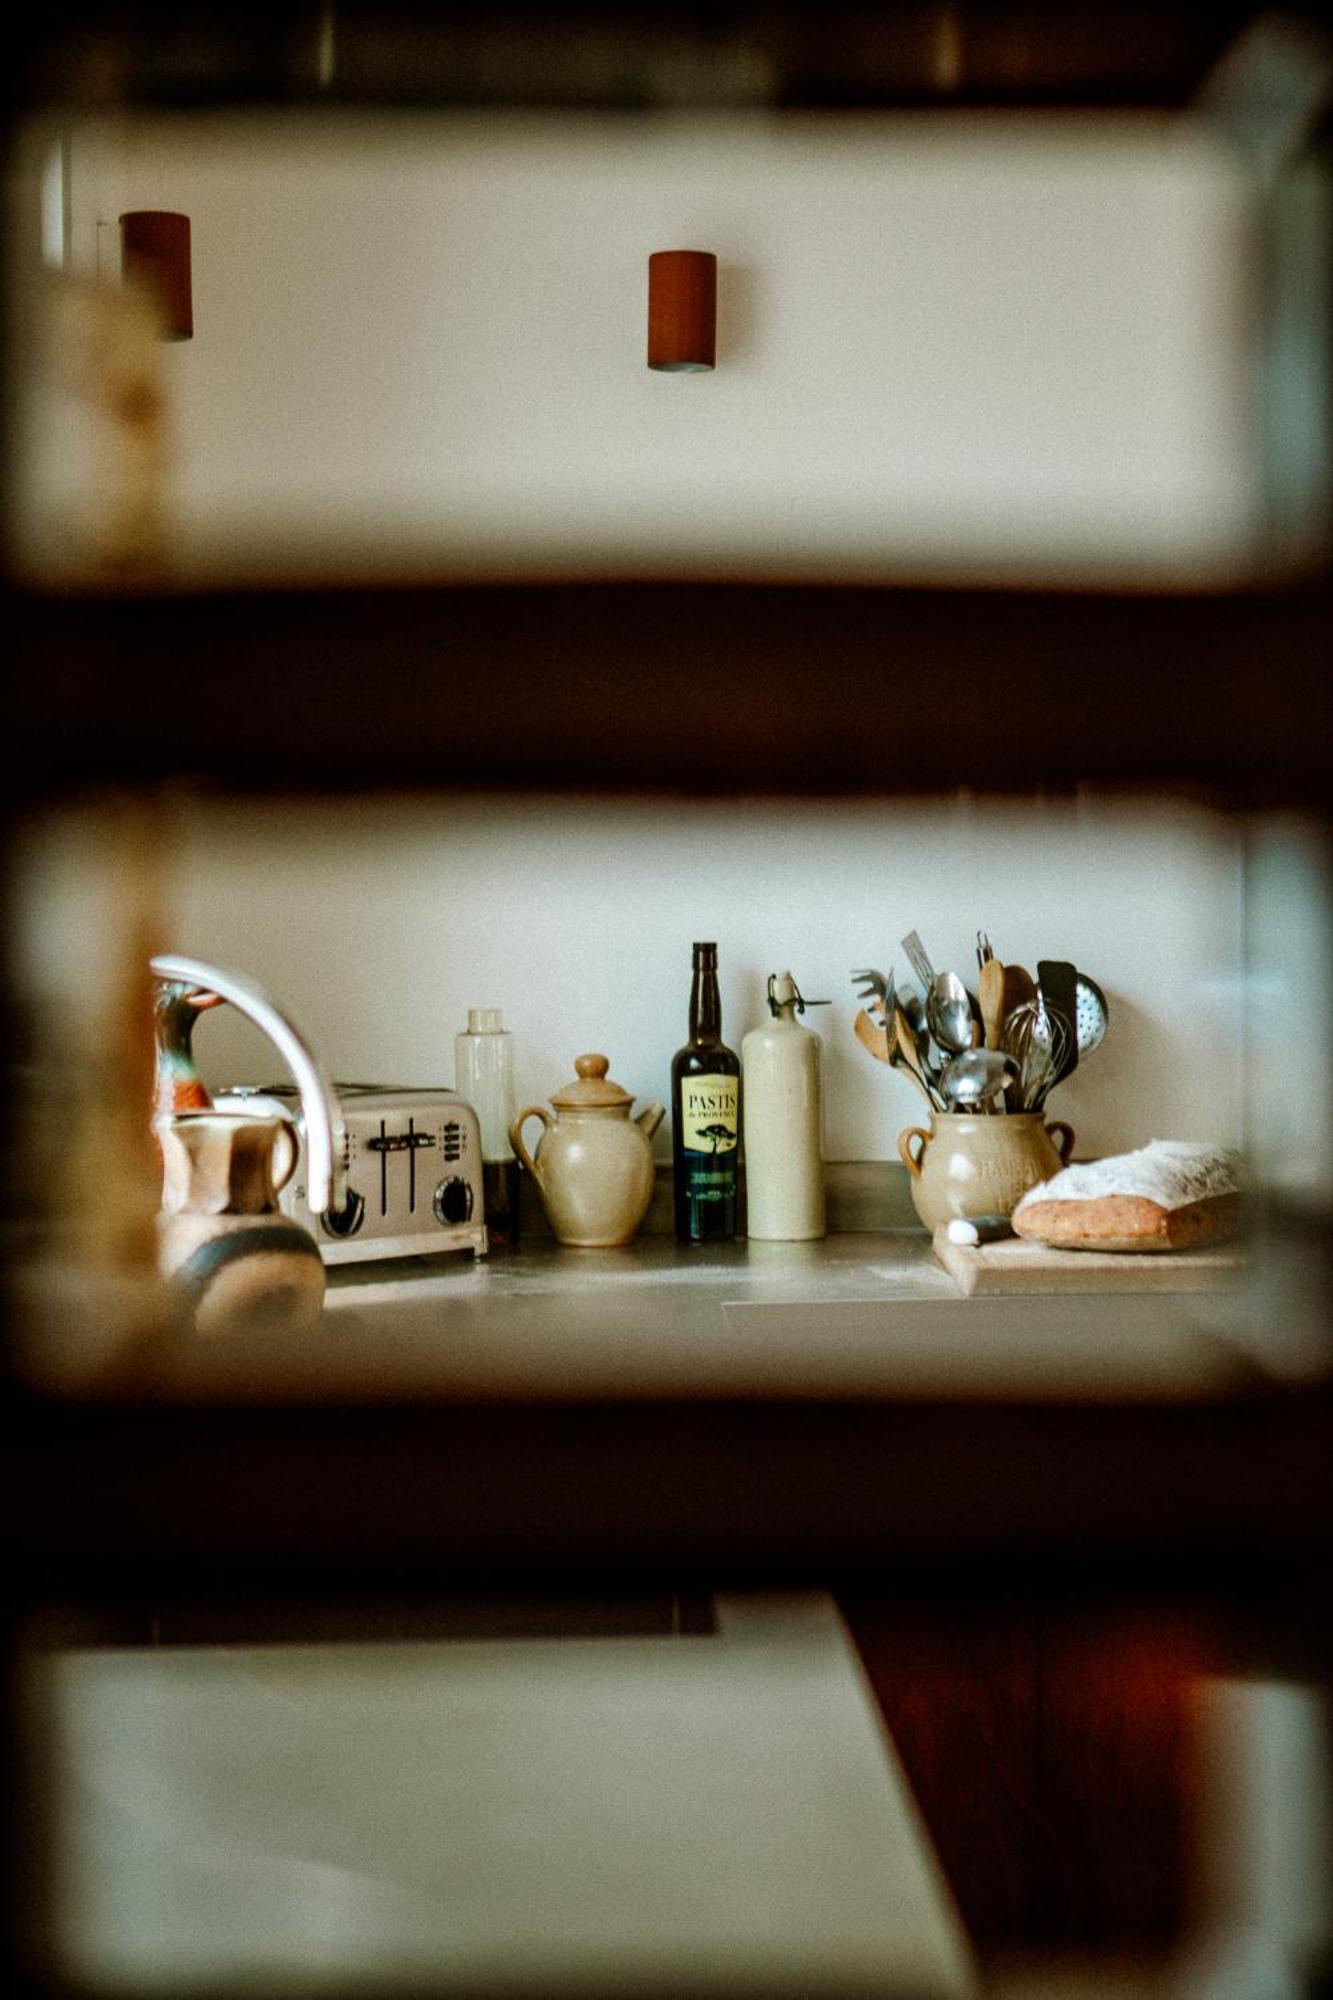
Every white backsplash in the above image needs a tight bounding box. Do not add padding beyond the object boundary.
[162,790,1245,1166]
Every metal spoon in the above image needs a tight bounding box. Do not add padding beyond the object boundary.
[940,1048,1018,1111]
[926,969,976,1058]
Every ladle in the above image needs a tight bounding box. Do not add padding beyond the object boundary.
[940,1047,1018,1111]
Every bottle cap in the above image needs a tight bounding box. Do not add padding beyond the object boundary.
[466,1008,504,1034]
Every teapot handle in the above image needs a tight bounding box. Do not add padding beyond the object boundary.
[510,1107,552,1186]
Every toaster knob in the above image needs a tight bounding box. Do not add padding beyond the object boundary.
[433,1177,474,1226]
[320,1189,366,1238]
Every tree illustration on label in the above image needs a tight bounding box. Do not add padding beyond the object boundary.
[682,1078,739,1154]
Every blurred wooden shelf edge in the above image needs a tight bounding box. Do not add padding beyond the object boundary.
[6,575,1333,802]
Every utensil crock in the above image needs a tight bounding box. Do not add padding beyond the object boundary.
[898,1110,1075,1231]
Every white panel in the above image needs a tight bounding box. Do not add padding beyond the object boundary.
[163,791,1244,1164]
[79,107,1262,585]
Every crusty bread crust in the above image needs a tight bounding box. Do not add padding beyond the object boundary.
[1012,1190,1245,1253]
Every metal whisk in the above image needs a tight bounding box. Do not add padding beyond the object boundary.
[1001,996,1072,1111]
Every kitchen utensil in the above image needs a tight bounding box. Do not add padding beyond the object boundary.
[900,930,936,994]
[1000,963,1037,1018]
[1073,972,1110,1059]
[511,1054,665,1248]
[891,996,944,1102]
[872,1016,932,1112]
[926,969,975,1059]
[975,932,994,970]
[979,957,1006,1051]
[1036,960,1080,1084]
[939,1047,1018,1111]
[892,1007,945,1108]
[853,1007,893,1064]
[1002,997,1072,1111]
[866,1007,939,1108]
[850,967,893,1019]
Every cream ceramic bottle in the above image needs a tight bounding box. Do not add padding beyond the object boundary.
[741,972,827,1241]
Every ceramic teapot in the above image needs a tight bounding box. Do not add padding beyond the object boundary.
[156,1110,326,1334]
[511,1054,665,1248]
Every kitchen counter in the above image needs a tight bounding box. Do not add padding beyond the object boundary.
[31,1228,1289,1406]
[9,1230,1332,1603]
[311,1231,1269,1404]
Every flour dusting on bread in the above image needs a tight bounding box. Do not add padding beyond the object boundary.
[1016,1140,1242,1213]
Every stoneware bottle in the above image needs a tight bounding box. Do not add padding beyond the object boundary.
[156,1110,326,1334]
[899,1111,1075,1232]
[741,972,827,1241]
[510,1054,665,1248]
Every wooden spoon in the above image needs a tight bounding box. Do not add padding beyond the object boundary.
[979,958,1006,1051]
[853,1007,892,1063]
[1001,963,1036,1020]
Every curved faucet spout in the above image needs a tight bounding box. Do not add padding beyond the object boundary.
[150,954,346,1214]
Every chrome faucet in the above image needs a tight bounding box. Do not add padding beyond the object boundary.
[150,954,347,1215]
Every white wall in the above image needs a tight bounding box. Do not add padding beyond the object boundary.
[162,791,1244,1164]
[45,106,1260,586]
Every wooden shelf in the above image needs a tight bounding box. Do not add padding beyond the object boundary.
[10,576,1333,803]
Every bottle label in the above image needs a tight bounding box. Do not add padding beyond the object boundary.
[679,1075,739,1155]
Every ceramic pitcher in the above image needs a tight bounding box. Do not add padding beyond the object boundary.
[511,1054,665,1248]
[898,1111,1075,1232]
[156,1110,326,1333]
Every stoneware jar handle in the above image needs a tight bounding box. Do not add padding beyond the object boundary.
[271,1116,301,1195]
[1045,1120,1076,1165]
[899,1125,931,1179]
[510,1106,552,1185]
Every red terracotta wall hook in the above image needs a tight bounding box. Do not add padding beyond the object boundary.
[120,210,193,341]
[647,249,716,372]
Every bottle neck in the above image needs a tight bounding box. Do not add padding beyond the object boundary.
[690,964,722,1044]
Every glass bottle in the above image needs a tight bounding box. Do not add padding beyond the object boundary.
[454,1008,520,1247]
[671,942,741,1243]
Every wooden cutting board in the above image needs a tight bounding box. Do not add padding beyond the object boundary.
[933,1227,1247,1297]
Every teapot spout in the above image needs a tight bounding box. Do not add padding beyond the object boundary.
[635,1100,666,1141]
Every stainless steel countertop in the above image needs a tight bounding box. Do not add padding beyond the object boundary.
[211,1230,1268,1404]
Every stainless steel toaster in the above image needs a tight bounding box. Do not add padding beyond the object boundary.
[212,1084,489,1265]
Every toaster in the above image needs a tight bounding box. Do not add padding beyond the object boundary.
[212,1084,489,1265]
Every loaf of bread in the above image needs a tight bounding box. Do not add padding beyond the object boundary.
[1011,1140,1245,1253]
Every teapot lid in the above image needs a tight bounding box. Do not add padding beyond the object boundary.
[551,1053,634,1110]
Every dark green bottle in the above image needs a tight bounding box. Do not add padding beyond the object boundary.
[671,942,741,1243]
